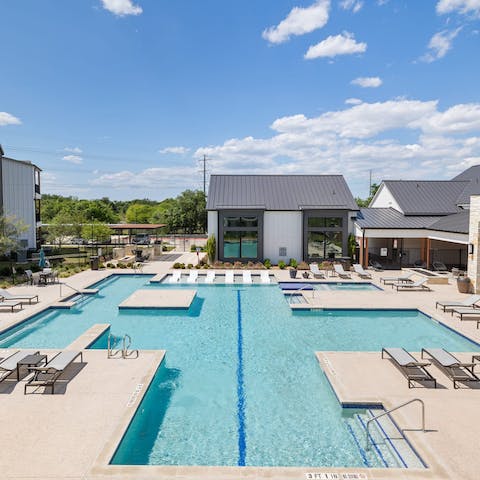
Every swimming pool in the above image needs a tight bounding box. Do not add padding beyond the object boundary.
[0,274,477,468]
[279,282,381,291]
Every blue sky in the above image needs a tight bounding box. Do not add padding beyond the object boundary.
[1,0,480,200]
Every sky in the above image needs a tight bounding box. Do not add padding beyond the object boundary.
[1,0,480,201]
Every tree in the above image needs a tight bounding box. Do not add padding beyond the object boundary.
[0,214,28,256]
[125,203,154,224]
[81,222,113,243]
[355,183,380,207]
[45,211,84,247]
[165,190,206,234]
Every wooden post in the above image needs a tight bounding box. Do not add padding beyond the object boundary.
[426,238,431,269]
[359,236,364,266]
[365,237,369,268]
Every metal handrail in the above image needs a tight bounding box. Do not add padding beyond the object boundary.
[366,398,425,449]
[107,333,122,358]
[59,282,85,302]
[122,334,139,359]
[288,284,317,304]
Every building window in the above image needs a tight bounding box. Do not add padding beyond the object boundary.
[35,199,41,223]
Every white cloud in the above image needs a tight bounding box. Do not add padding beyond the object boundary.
[421,28,461,62]
[437,0,480,16]
[340,0,363,13]
[158,146,190,155]
[62,155,83,164]
[100,0,142,17]
[0,112,21,126]
[64,146,82,154]
[351,76,383,88]
[262,0,330,44]
[345,98,363,105]
[305,32,367,59]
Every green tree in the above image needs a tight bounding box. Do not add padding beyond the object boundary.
[45,211,83,248]
[165,190,206,234]
[0,214,28,256]
[355,183,380,207]
[125,203,154,223]
[81,222,113,243]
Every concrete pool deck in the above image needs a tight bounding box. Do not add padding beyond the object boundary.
[118,288,197,309]
[0,262,479,479]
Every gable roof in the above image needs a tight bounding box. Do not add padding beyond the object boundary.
[355,208,439,229]
[207,175,358,211]
[428,210,469,234]
[451,166,480,205]
[382,180,467,215]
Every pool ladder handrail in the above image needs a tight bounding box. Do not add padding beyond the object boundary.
[107,333,139,359]
[288,284,317,304]
[365,398,425,450]
[107,333,122,358]
[59,282,86,303]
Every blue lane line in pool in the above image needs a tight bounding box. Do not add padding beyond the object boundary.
[236,289,247,466]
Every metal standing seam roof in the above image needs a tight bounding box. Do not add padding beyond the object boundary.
[382,180,467,215]
[355,208,440,229]
[206,175,359,211]
[451,166,480,205]
[428,210,470,234]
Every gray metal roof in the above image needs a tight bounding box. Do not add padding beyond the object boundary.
[451,166,480,205]
[207,175,358,211]
[383,180,467,215]
[428,210,469,234]
[355,208,439,229]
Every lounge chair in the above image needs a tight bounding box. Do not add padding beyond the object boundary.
[309,263,325,279]
[352,264,372,279]
[0,350,39,382]
[260,271,271,284]
[186,270,198,283]
[25,269,34,285]
[380,273,414,285]
[435,294,480,312]
[0,300,23,312]
[432,261,448,272]
[333,264,351,279]
[0,288,38,304]
[242,270,252,284]
[382,348,437,388]
[421,348,480,389]
[394,278,430,291]
[451,307,480,321]
[369,260,384,272]
[225,270,234,284]
[168,271,181,283]
[205,271,215,283]
[25,350,84,394]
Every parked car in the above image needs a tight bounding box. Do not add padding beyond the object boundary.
[132,234,150,245]
[70,237,87,245]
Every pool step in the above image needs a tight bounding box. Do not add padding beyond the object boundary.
[285,292,308,305]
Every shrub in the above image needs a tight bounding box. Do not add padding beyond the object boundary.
[247,261,255,268]
[195,264,201,269]
[106,262,115,268]
[187,263,193,269]
[278,260,286,269]
[206,235,216,264]
[118,263,127,269]
[234,261,243,269]
[297,261,309,270]
[126,262,134,268]
[263,258,271,269]
[173,262,181,269]
[0,266,11,277]
[223,262,232,268]
[289,258,298,268]
[203,264,209,269]
[213,261,223,268]
[190,244,197,252]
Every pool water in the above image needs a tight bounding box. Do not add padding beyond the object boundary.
[279,282,381,291]
[0,274,477,468]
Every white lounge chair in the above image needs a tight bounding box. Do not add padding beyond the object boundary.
[242,270,252,284]
[225,271,234,284]
[25,350,84,394]
[352,264,372,279]
[0,300,23,312]
[260,271,271,284]
[333,264,351,279]
[205,271,216,283]
[0,350,39,382]
[436,294,480,312]
[380,272,414,285]
[0,288,38,304]
[168,271,181,283]
[394,278,430,291]
[186,270,198,283]
[309,263,325,279]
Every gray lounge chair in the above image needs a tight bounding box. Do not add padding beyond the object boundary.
[432,261,448,272]
[382,347,436,388]
[25,350,83,394]
[352,264,372,279]
[0,300,23,312]
[421,348,480,389]
[394,278,430,291]
[451,308,480,321]
[0,350,39,382]
[333,264,351,279]
[0,288,38,304]
[380,273,414,285]
[436,294,480,312]
[309,263,325,279]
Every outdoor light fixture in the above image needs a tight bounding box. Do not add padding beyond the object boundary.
[468,243,474,255]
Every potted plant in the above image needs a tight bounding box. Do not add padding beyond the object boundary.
[289,258,298,279]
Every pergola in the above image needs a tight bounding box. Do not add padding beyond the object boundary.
[108,223,166,244]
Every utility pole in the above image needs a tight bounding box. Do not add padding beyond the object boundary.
[369,169,372,196]
[202,155,208,197]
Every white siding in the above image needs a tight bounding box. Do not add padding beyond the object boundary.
[2,158,36,249]
[370,184,403,212]
[263,211,302,263]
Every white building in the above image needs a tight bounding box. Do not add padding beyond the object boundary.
[207,175,358,264]
[0,145,41,251]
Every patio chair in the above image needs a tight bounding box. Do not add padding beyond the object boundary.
[0,288,38,305]
[168,271,181,283]
[205,271,215,283]
[24,350,84,394]
[380,272,414,285]
[436,294,480,312]
[432,261,448,272]
[186,270,198,283]
[421,348,480,389]
[242,270,252,284]
[394,278,430,291]
[25,269,34,285]
[451,307,480,321]
[382,348,437,388]
[260,271,271,284]
[369,260,384,272]
[0,300,23,312]
[309,263,325,279]
[352,264,372,279]
[225,270,234,284]
[333,264,351,279]
[0,350,39,382]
